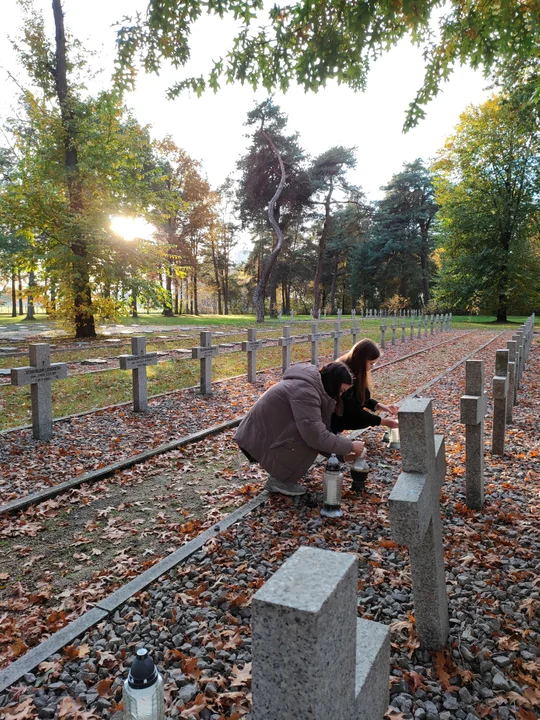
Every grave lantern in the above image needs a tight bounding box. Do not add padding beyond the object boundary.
[320,454,344,518]
[350,452,369,493]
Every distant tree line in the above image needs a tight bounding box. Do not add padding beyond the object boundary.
[1,1,538,335]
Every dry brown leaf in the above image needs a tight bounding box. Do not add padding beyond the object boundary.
[230,662,252,687]
[97,678,113,697]
[0,698,35,719]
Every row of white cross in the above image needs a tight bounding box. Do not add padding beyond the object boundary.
[380,313,452,348]
[9,322,362,439]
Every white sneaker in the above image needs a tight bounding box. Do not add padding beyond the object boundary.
[265,476,307,496]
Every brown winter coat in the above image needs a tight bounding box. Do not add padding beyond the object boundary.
[234,363,353,483]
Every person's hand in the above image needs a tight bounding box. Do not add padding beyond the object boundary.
[382,418,399,429]
[351,440,365,456]
[377,402,399,415]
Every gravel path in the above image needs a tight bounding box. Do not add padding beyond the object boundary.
[0,333,537,718]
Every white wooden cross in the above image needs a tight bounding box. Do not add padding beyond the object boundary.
[242,328,263,383]
[191,331,219,395]
[332,321,344,359]
[11,343,68,440]
[389,397,449,649]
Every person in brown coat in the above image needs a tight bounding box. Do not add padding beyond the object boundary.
[235,361,365,496]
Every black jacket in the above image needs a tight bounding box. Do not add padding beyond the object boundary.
[331,386,381,433]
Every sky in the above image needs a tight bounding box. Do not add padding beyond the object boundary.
[1,0,490,205]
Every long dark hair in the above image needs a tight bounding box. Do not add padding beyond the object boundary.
[319,361,353,414]
[338,339,380,404]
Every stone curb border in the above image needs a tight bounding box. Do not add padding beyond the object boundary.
[0,331,470,436]
[0,418,245,516]
[0,491,268,694]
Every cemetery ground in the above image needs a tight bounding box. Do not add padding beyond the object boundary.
[0,328,538,719]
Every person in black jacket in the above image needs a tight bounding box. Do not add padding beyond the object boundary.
[331,338,399,433]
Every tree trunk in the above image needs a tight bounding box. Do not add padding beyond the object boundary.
[329,256,338,314]
[11,269,17,317]
[419,220,431,303]
[496,229,511,323]
[174,277,179,315]
[193,271,199,315]
[313,179,334,318]
[25,270,36,320]
[131,286,138,317]
[49,281,57,313]
[18,270,23,315]
[53,0,96,338]
[253,127,287,323]
[162,265,174,315]
[269,278,277,318]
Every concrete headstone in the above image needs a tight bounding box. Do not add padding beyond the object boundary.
[191,331,219,395]
[460,360,488,509]
[389,398,449,649]
[251,546,390,720]
[11,343,68,440]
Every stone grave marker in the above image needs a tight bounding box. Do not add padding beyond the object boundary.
[11,343,68,440]
[337,308,342,320]
[460,360,488,509]
[391,317,396,345]
[491,349,509,456]
[401,316,406,343]
[309,322,322,365]
[389,397,449,649]
[351,319,360,346]
[380,318,387,349]
[513,331,524,390]
[333,321,344,359]
[410,316,415,341]
[191,331,219,395]
[417,315,422,339]
[252,545,390,720]
[424,314,429,337]
[242,328,263,383]
[506,340,517,421]
[430,314,434,336]
[278,325,293,373]
[119,336,158,412]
